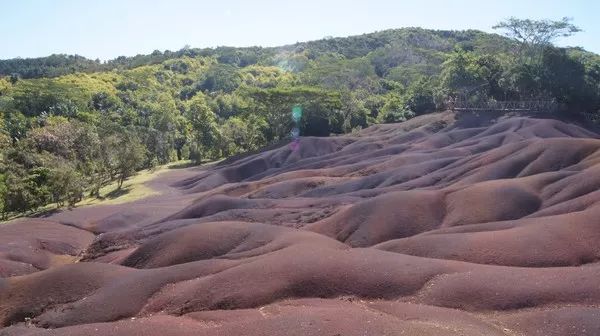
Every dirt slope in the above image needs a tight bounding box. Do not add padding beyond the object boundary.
[2,111,600,335]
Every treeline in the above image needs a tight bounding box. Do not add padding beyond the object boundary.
[0,28,497,79]
[1,21,599,217]
[0,46,276,79]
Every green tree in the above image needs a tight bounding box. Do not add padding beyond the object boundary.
[379,93,414,123]
[115,132,146,189]
[339,90,370,131]
[541,48,586,103]
[493,17,580,63]
[439,50,504,102]
[48,161,85,207]
[403,78,437,115]
[247,86,343,139]
[220,115,268,156]
[302,54,379,91]
[185,95,220,162]
[198,64,242,93]
[3,111,29,141]
[0,173,6,219]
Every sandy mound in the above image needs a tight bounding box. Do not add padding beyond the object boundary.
[2,111,600,335]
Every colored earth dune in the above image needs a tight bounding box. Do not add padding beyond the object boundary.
[2,111,600,335]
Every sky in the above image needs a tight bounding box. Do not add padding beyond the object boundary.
[1,0,599,60]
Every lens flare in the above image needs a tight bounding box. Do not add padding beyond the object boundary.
[290,127,300,138]
[292,105,302,122]
[290,105,302,151]
[289,138,300,151]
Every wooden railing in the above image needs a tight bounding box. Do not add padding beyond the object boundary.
[450,99,557,114]
[582,112,600,123]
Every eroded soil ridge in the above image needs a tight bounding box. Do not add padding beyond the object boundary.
[2,112,600,335]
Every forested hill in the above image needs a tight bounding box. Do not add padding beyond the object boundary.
[1,26,599,216]
[0,28,513,78]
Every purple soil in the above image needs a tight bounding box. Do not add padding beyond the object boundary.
[1,111,600,335]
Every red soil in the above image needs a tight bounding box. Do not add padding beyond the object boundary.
[1,111,600,335]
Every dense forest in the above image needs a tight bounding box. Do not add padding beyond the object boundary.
[1,20,599,217]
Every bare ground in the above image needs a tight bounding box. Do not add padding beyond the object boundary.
[2,111,600,335]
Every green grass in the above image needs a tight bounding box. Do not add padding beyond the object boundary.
[1,160,196,222]
[78,160,193,206]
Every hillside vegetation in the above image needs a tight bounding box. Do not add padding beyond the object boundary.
[1,24,599,216]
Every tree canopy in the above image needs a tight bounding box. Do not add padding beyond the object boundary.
[493,17,581,47]
[0,23,599,217]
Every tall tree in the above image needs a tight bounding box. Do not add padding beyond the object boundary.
[115,133,146,189]
[247,86,343,139]
[185,95,220,162]
[493,17,580,62]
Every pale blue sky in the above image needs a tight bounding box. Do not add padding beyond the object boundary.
[1,0,598,60]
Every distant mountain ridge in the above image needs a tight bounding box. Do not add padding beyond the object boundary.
[0,28,521,79]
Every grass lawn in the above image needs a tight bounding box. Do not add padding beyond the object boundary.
[77,160,194,206]
[1,160,197,222]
